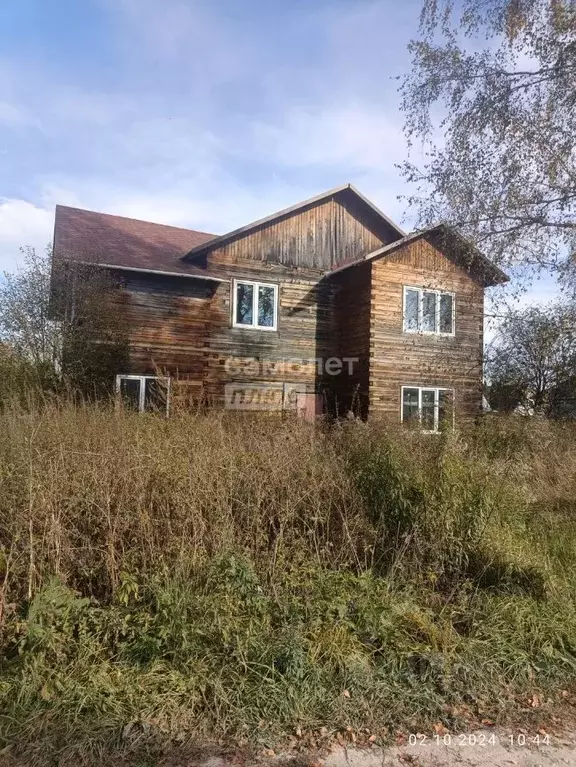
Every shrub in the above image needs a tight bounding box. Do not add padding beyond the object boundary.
[0,403,575,765]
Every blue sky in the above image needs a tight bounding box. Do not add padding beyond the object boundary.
[0,0,561,311]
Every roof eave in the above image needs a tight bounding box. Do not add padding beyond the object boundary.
[183,184,406,259]
[63,259,228,283]
[328,224,510,286]
[429,226,510,286]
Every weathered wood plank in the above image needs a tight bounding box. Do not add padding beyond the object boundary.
[114,209,485,424]
[205,195,391,274]
[368,239,485,422]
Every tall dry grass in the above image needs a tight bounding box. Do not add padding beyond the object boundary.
[1,401,576,765]
[0,403,369,606]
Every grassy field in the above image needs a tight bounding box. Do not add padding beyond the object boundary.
[1,403,576,765]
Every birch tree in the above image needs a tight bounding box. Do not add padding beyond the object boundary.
[400,0,576,280]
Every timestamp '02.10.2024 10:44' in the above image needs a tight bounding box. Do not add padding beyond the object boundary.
[407,732,551,747]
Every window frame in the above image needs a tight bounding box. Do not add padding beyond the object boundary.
[232,279,279,331]
[400,385,454,434]
[115,374,171,415]
[402,286,455,337]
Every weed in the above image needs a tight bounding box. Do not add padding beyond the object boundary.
[0,403,575,765]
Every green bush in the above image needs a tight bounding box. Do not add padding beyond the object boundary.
[0,405,576,765]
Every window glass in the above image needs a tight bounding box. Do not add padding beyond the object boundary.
[118,376,169,414]
[439,293,454,334]
[438,389,453,430]
[404,289,419,331]
[235,282,254,325]
[422,292,437,332]
[144,378,168,412]
[119,378,141,410]
[402,387,420,423]
[402,387,453,432]
[404,287,454,335]
[234,281,277,329]
[421,389,436,430]
[258,285,275,327]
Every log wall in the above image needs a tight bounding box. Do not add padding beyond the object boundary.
[119,273,213,379]
[114,207,485,424]
[332,263,371,417]
[368,238,485,422]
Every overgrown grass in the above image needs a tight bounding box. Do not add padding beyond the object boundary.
[1,403,576,765]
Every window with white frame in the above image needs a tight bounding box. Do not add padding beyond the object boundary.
[401,386,453,433]
[116,375,170,414]
[232,279,278,330]
[403,286,455,335]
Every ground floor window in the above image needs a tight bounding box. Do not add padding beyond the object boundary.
[116,375,170,414]
[401,386,453,433]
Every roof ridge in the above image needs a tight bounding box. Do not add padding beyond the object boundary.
[55,204,216,238]
[183,184,405,259]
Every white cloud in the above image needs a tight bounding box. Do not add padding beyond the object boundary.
[47,88,136,130]
[0,199,53,271]
[106,0,213,57]
[39,173,311,236]
[0,0,557,313]
[100,0,263,97]
[254,105,404,172]
[247,103,409,224]
[0,100,40,131]
[0,101,26,125]
[0,0,416,245]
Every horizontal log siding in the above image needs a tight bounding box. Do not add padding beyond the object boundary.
[120,273,212,379]
[369,239,485,423]
[202,270,339,407]
[114,203,487,420]
[198,194,393,407]
[332,264,371,417]
[115,189,391,409]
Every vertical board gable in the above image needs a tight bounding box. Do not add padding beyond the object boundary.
[205,194,394,273]
[386,235,501,286]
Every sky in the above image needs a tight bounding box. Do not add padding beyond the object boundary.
[0,0,561,310]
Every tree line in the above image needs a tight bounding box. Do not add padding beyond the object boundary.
[0,246,129,403]
[487,302,576,416]
[399,0,576,417]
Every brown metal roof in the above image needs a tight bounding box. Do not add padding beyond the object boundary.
[52,202,507,288]
[53,205,223,279]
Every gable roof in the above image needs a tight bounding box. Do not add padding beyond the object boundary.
[330,224,509,286]
[52,197,507,288]
[53,205,225,281]
[184,183,406,259]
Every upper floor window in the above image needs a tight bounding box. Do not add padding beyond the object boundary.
[233,279,278,331]
[403,286,455,336]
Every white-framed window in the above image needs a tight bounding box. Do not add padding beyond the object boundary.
[401,386,454,433]
[116,375,171,414]
[403,286,455,336]
[232,279,278,331]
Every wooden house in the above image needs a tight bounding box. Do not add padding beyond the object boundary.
[52,184,508,430]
